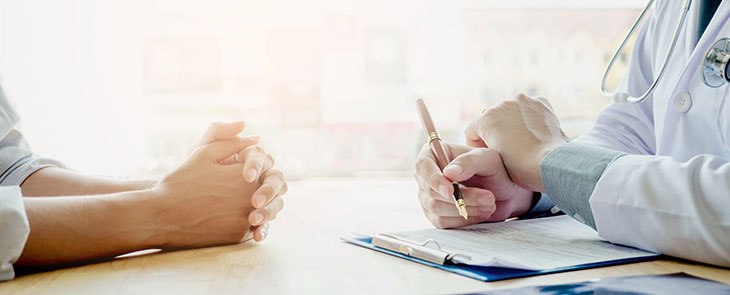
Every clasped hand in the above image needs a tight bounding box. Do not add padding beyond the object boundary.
[149,121,286,248]
[415,93,568,228]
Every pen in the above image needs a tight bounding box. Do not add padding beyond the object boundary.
[415,98,468,220]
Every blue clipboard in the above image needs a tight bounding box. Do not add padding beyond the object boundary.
[341,235,660,282]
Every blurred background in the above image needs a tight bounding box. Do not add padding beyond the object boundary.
[0,0,641,180]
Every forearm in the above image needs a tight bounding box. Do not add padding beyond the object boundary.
[17,189,164,266]
[20,167,157,197]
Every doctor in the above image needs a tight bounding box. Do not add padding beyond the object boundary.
[415,0,730,267]
[0,82,287,281]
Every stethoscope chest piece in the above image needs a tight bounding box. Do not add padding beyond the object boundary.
[702,38,730,88]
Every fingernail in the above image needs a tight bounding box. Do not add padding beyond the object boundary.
[254,194,266,207]
[445,164,463,175]
[479,206,493,212]
[253,213,264,225]
[478,196,491,205]
[247,169,257,181]
[260,230,267,240]
[438,184,450,197]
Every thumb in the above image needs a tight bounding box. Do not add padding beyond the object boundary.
[198,137,258,162]
[199,121,246,145]
[465,118,488,148]
[442,148,503,182]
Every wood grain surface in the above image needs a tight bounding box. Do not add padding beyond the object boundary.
[2,178,728,294]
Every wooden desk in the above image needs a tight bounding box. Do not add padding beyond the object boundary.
[2,178,729,294]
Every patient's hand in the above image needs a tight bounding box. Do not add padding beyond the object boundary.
[149,138,263,247]
[414,143,533,229]
[147,121,287,247]
[195,121,287,242]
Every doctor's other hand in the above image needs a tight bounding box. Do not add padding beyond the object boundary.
[466,93,569,193]
[195,121,287,242]
[414,143,534,229]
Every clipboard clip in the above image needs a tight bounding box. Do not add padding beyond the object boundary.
[372,234,471,265]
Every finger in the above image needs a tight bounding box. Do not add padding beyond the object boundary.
[240,145,267,182]
[415,144,458,200]
[459,186,496,207]
[422,197,495,218]
[253,222,270,242]
[420,185,495,209]
[415,143,480,201]
[427,214,490,229]
[465,116,488,148]
[260,153,275,173]
[218,136,263,165]
[252,169,286,208]
[199,137,257,163]
[240,228,254,243]
[199,121,247,145]
[249,197,284,226]
[443,148,503,182]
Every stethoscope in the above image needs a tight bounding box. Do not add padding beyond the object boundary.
[601,0,730,103]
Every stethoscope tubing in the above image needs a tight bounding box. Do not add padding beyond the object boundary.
[600,0,692,103]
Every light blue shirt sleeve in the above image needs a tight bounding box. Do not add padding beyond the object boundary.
[521,192,556,218]
[538,142,625,229]
[0,82,65,281]
[0,186,29,281]
[0,129,66,186]
[0,83,65,186]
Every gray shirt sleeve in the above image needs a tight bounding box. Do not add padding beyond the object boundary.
[539,142,625,229]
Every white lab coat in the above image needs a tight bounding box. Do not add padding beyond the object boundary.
[581,0,730,267]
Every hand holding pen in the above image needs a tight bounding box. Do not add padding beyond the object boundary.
[416,99,468,219]
[413,99,536,228]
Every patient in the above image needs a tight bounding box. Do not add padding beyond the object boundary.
[0,84,287,281]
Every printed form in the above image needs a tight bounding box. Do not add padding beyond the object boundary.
[389,215,657,270]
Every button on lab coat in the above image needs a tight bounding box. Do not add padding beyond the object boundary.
[580,0,730,267]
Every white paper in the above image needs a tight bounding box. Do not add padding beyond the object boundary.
[388,215,657,270]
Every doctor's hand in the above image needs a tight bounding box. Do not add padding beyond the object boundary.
[414,143,535,229]
[465,93,569,193]
[194,121,287,242]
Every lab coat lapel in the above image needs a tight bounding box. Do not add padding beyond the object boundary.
[658,2,730,157]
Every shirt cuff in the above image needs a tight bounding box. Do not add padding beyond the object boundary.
[539,142,625,229]
[1,155,66,186]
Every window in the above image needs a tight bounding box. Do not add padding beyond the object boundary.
[0,0,642,178]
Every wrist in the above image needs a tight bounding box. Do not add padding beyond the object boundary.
[118,188,169,249]
[509,190,537,218]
